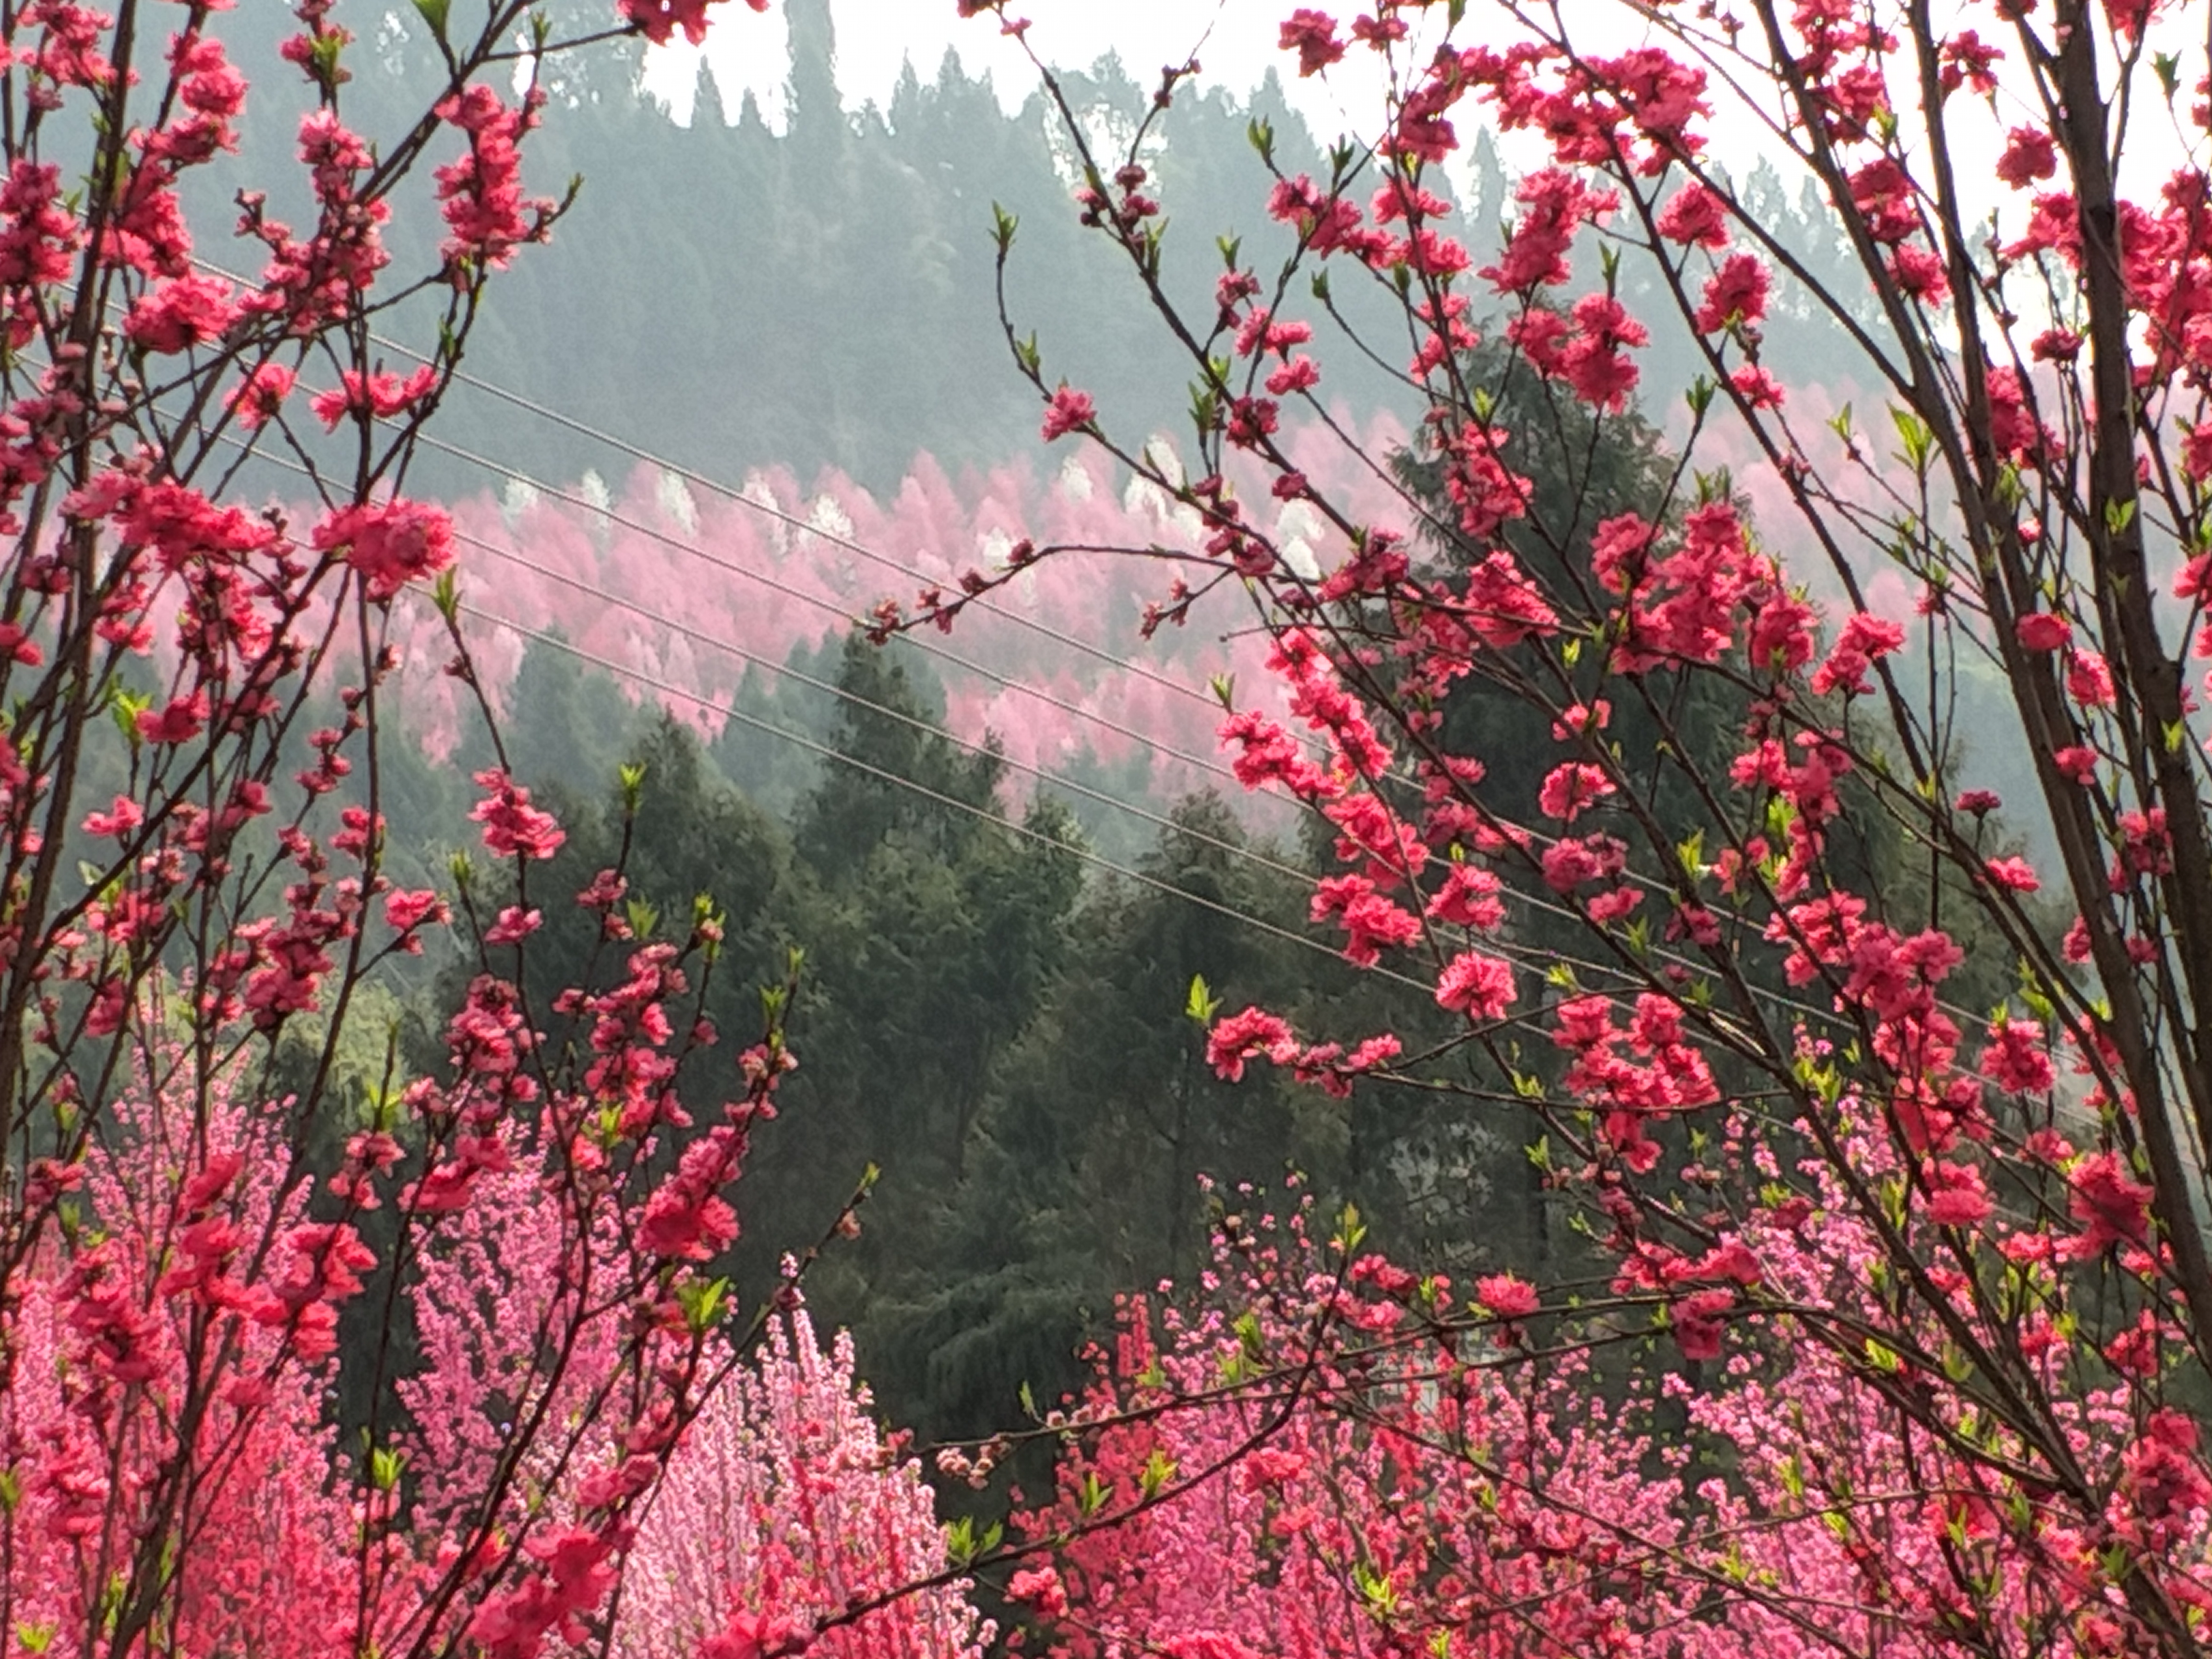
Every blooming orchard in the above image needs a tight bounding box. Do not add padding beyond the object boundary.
[912,0,2212,1653]
[0,1,998,1657]
[15,0,2212,1650]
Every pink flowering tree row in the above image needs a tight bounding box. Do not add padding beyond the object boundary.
[911,0,2212,1653]
[0,0,1009,1656]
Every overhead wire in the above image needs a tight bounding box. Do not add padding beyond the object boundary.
[192,256,1231,720]
[405,421,1290,810]
[156,326,1858,1035]
[159,400,1438,992]
[371,362,1872,1037]
[416,455,1833,1025]
[456,523,1310,877]
[329,318,1745,937]
[450,596,1445,997]
[452,521,1703,1004]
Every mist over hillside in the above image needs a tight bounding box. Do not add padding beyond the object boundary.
[204,0,1881,494]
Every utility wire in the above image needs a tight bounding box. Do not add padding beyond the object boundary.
[400,400,1788,999]
[409,425,1286,805]
[457,524,1311,880]
[166,327,1855,1036]
[197,374,1836,1030]
[193,255,1229,720]
[454,526,1867,1031]
[332,332,1739,940]
[456,523,1693,1002]
[423,359,1227,712]
[168,396,1461,1011]
[452,595,1443,998]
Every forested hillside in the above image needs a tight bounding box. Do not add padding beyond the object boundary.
[11,0,2212,1652]
[208,0,1989,1449]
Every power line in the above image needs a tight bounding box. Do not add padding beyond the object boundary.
[194,388,1814,1025]
[453,596,1444,998]
[409,423,1292,812]
[204,395,1627,1002]
[452,527,1845,1025]
[194,255,1230,722]
[163,333,1853,1037]
[457,524,1322,884]
[425,358,1228,714]
[323,331,1733,947]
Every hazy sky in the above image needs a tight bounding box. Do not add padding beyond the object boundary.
[641,1,1460,136]
[638,1,2197,224]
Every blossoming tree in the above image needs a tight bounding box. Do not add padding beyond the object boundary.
[0,1,996,1656]
[924,0,2212,1652]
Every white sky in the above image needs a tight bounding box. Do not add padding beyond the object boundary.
[641,1,1436,137]
[638,2,2200,236]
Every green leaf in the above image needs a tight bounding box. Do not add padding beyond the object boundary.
[1888,405,1934,474]
[1777,1453,1803,1499]
[1676,829,1705,878]
[1234,1309,1267,1362]
[370,1446,404,1492]
[944,1515,979,1566]
[1355,1558,1399,1613]
[308,29,347,89]
[1186,973,1222,1024]
[1139,1448,1177,1498]
[111,688,148,749]
[410,0,450,39]
[1332,1202,1366,1257]
[676,1276,729,1334]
